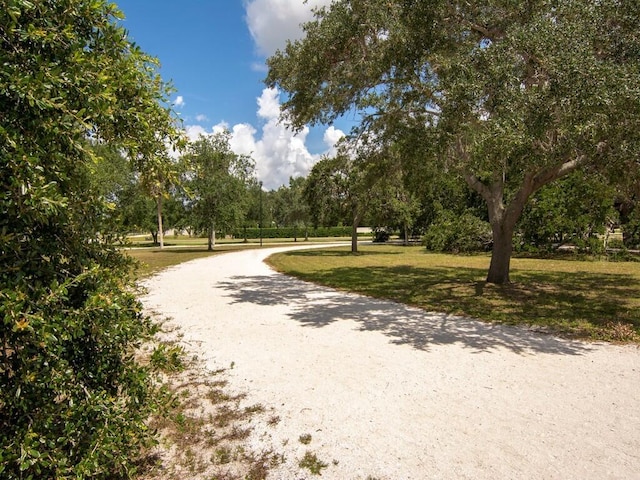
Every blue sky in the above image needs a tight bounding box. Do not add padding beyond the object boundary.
[115,0,344,190]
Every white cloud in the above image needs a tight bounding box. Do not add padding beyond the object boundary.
[244,0,332,57]
[174,95,185,107]
[184,124,207,142]
[195,114,209,122]
[257,87,281,120]
[183,88,344,190]
[323,126,345,156]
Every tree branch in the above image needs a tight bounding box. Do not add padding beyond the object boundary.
[531,155,585,193]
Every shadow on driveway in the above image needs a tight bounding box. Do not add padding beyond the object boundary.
[216,274,591,356]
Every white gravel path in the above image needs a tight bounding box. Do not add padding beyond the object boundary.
[141,244,640,480]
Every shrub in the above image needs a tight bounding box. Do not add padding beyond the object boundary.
[372,227,391,243]
[1,1,177,477]
[423,211,492,253]
[229,226,356,239]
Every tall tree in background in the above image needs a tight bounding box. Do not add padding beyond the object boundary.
[1,1,179,477]
[182,133,255,250]
[273,176,311,240]
[267,0,640,283]
[304,151,376,252]
[139,154,179,249]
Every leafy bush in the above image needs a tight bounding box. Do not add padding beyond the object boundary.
[423,212,492,253]
[229,226,356,239]
[1,1,177,477]
[574,236,606,255]
[622,216,640,249]
[372,227,391,243]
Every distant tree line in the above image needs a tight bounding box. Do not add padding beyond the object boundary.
[95,135,640,256]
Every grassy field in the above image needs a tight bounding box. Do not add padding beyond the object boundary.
[124,238,351,277]
[126,234,353,248]
[125,245,246,278]
[266,245,640,343]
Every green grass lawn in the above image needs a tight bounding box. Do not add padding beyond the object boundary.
[266,245,640,343]
[125,246,244,278]
[126,235,354,248]
[124,237,351,278]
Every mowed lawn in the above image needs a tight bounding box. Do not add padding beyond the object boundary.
[125,245,247,277]
[267,245,640,343]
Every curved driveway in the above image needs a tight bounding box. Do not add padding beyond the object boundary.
[141,244,640,479]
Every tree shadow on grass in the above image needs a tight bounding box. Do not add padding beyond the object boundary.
[215,269,608,355]
[283,249,401,257]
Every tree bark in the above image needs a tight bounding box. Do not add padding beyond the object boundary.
[486,222,514,284]
[156,196,164,249]
[351,206,362,253]
[207,221,216,251]
[465,175,525,285]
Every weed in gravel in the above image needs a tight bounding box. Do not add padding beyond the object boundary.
[207,388,233,404]
[267,415,280,426]
[244,404,265,414]
[298,433,312,445]
[214,405,245,428]
[299,451,328,475]
[212,446,233,464]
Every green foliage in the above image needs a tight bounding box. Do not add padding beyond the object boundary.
[266,0,640,283]
[372,227,391,243]
[229,226,354,239]
[150,343,186,373]
[180,132,255,249]
[272,176,310,231]
[423,212,492,253]
[517,171,617,251]
[620,205,640,250]
[303,155,354,228]
[1,0,178,477]
[298,451,328,476]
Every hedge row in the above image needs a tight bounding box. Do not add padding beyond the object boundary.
[228,226,356,239]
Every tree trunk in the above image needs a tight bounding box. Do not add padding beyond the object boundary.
[156,196,164,249]
[465,175,525,285]
[486,222,514,284]
[464,158,584,284]
[207,222,216,251]
[151,231,158,245]
[351,206,362,253]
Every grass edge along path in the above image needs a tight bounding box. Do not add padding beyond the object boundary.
[124,238,354,278]
[266,245,640,343]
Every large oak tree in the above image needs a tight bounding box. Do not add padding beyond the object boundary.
[266,0,640,283]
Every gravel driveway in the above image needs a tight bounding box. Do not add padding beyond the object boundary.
[141,244,640,479]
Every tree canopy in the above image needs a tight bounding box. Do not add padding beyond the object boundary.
[267,0,640,283]
[180,132,255,250]
[1,0,179,476]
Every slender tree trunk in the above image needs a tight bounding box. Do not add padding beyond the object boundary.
[351,206,362,254]
[151,231,158,245]
[207,221,216,251]
[403,222,409,246]
[156,196,164,249]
